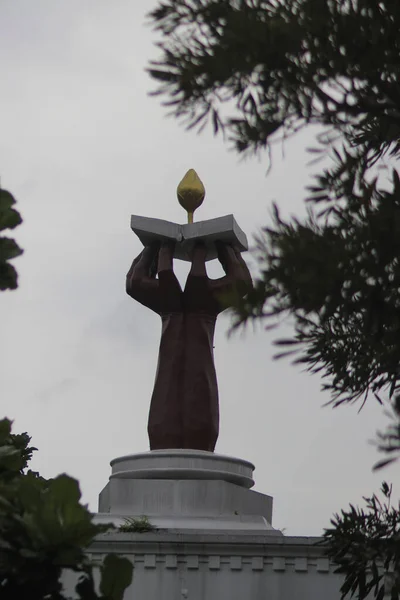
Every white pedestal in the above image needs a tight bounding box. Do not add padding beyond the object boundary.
[97,450,280,534]
[63,452,343,600]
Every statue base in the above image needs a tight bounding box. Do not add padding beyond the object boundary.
[97,450,281,534]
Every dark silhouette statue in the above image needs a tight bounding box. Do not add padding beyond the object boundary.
[126,241,251,452]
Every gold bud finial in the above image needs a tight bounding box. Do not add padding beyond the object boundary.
[177,169,205,223]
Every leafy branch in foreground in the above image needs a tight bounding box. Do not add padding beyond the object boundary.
[0,187,23,290]
[147,4,400,598]
[148,0,400,159]
[0,418,133,600]
[374,396,400,471]
[323,482,400,600]
[148,0,400,409]
[231,158,400,407]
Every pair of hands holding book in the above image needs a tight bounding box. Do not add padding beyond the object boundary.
[127,240,250,281]
[126,240,252,313]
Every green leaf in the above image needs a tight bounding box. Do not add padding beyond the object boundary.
[0,445,24,473]
[0,237,23,262]
[273,350,299,360]
[373,458,397,471]
[376,586,385,600]
[42,475,99,541]
[0,419,12,442]
[99,555,133,600]
[274,338,301,346]
[17,471,47,510]
[0,207,22,232]
[75,571,98,600]
[49,473,82,506]
[0,261,18,290]
[0,189,17,211]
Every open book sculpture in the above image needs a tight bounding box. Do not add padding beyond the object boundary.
[126,169,252,452]
[131,214,248,262]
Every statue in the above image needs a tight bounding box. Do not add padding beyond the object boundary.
[126,170,252,452]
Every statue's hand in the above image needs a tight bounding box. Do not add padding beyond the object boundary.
[126,244,162,313]
[191,241,207,261]
[212,241,252,308]
[126,250,143,297]
[215,241,237,271]
[126,244,159,297]
[158,240,175,273]
[189,241,207,277]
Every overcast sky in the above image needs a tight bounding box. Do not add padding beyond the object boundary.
[0,0,397,536]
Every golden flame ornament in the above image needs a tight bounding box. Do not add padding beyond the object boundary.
[177,169,205,223]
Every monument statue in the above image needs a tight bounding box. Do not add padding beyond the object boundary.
[126,170,252,452]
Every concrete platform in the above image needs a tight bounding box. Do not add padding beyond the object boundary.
[58,451,347,600]
[98,450,278,534]
[63,533,344,600]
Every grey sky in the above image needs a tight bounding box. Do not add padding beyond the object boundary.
[0,0,396,536]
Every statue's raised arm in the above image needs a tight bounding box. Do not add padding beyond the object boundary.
[211,242,252,311]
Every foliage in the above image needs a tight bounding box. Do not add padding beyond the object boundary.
[0,187,22,290]
[323,482,400,600]
[148,0,400,159]
[374,396,400,471]
[148,0,400,409]
[0,418,133,600]
[0,190,133,597]
[119,516,157,533]
[231,165,400,406]
[148,3,400,599]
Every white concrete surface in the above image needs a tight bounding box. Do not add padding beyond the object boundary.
[110,450,255,488]
[78,533,347,600]
[67,450,356,599]
[99,450,275,532]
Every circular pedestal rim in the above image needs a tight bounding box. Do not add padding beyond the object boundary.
[110,450,255,489]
